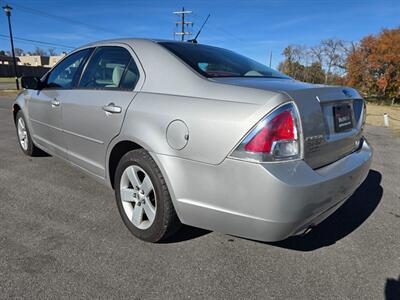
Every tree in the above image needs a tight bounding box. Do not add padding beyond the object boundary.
[305,62,325,84]
[320,38,347,84]
[14,48,24,56]
[278,45,308,81]
[309,44,324,71]
[279,42,348,84]
[346,27,400,104]
[48,48,57,56]
[32,47,48,56]
[0,50,6,56]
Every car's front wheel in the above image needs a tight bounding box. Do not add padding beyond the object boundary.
[114,149,181,242]
[15,111,41,156]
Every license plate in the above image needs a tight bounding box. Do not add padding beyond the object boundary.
[333,104,353,132]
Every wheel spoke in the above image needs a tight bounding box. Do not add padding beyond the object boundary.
[131,204,143,226]
[120,187,137,203]
[140,175,153,196]
[18,118,24,130]
[143,199,156,223]
[126,166,141,188]
[17,118,28,150]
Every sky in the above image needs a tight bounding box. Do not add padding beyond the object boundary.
[0,0,399,68]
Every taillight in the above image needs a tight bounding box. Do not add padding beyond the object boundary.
[230,102,302,162]
[362,100,367,127]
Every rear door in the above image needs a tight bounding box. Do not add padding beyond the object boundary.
[28,48,92,157]
[61,45,143,178]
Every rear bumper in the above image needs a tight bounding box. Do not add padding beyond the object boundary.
[154,138,372,242]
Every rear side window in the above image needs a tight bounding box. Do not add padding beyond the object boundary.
[78,46,139,90]
[119,59,140,90]
[46,49,91,89]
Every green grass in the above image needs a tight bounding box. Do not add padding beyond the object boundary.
[0,89,20,97]
[366,103,400,136]
[0,77,18,83]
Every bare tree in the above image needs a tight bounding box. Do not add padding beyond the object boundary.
[48,48,57,56]
[32,47,48,56]
[14,48,24,56]
[279,38,355,85]
[310,44,324,68]
[321,39,347,83]
[282,45,306,63]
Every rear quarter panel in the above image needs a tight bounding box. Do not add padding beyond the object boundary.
[115,90,290,166]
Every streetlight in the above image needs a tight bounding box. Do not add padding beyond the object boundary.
[3,4,19,90]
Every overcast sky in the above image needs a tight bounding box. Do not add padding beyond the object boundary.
[1,0,399,67]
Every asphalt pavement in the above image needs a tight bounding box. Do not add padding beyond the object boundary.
[0,96,399,299]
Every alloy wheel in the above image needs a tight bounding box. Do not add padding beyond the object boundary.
[119,165,157,230]
[17,117,28,151]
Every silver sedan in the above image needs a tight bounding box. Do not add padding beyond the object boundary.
[13,39,372,242]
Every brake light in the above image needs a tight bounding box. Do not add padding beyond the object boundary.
[230,102,302,162]
[244,110,295,153]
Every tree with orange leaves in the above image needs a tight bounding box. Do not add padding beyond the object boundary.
[346,28,400,104]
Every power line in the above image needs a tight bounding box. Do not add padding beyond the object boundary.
[191,12,246,43]
[7,1,117,35]
[0,34,75,49]
[173,7,193,42]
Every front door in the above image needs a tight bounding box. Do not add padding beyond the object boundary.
[28,48,93,157]
[61,45,142,178]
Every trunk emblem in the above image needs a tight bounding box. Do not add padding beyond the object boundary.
[342,89,352,98]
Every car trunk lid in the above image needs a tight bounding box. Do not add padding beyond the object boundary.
[284,86,365,169]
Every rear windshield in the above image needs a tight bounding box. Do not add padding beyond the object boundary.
[159,42,290,79]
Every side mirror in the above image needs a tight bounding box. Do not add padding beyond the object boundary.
[21,76,42,90]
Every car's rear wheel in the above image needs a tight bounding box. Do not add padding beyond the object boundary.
[114,149,181,242]
[15,111,41,156]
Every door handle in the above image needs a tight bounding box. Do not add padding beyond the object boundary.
[51,98,60,107]
[102,103,122,114]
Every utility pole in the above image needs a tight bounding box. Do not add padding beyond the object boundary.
[173,7,193,42]
[3,4,19,89]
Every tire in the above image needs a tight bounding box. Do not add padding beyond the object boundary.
[15,111,41,156]
[114,149,181,242]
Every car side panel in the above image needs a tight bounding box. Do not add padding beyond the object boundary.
[113,91,289,168]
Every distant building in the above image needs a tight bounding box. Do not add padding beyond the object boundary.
[0,55,20,65]
[17,53,66,67]
[47,54,66,67]
[18,55,49,67]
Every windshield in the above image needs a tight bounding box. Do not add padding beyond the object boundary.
[159,42,290,79]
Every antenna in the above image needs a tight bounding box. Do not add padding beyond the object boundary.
[173,7,193,42]
[188,14,211,44]
[269,51,272,67]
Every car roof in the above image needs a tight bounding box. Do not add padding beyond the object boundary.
[78,38,186,49]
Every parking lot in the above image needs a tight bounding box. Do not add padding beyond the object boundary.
[0,95,399,299]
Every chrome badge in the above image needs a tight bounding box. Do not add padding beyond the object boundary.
[342,89,352,98]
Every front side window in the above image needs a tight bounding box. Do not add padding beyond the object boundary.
[46,49,92,89]
[160,42,290,79]
[78,46,138,89]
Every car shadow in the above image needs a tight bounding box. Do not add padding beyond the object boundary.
[33,148,51,157]
[385,275,400,300]
[268,169,383,251]
[160,225,211,244]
